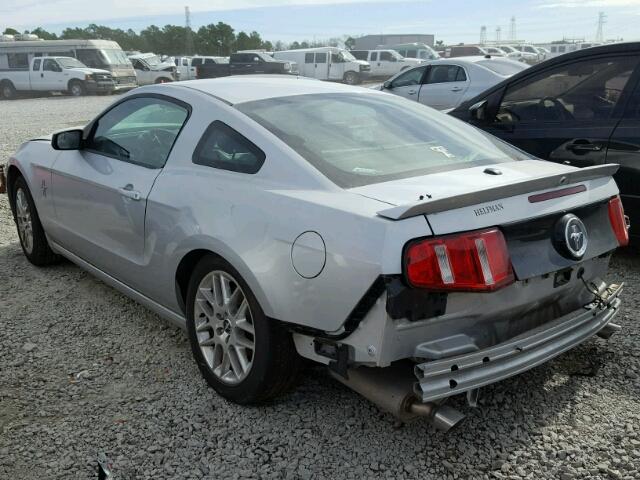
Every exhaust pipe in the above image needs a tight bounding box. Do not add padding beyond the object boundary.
[597,322,621,339]
[330,364,465,431]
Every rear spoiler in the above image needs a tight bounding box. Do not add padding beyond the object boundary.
[377,164,619,220]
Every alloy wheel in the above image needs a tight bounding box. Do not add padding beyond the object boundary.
[15,188,33,254]
[194,271,255,385]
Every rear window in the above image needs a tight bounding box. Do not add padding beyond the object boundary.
[236,93,530,188]
[477,59,527,76]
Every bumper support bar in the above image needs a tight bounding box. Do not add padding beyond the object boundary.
[414,283,623,403]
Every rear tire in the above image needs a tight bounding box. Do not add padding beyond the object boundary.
[154,77,172,84]
[68,80,85,97]
[12,176,60,266]
[186,255,301,404]
[343,71,360,85]
[1,81,17,100]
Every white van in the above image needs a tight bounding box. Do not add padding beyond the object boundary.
[0,38,136,90]
[350,50,423,78]
[273,47,370,84]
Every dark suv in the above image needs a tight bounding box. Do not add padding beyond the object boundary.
[450,42,640,241]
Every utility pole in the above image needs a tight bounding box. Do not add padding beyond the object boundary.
[496,26,502,43]
[509,16,516,41]
[595,11,606,43]
[185,5,194,55]
[480,26,487,45]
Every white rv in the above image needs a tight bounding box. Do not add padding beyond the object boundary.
[0,38,137,91]
[273,47,370,84]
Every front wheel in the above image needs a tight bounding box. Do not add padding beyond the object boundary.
[186,255,300,404]
[12,176,60,266]
[68,80,85,97]
[343,71,360,85]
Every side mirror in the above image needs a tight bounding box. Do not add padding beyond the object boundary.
[383,80,392,89]
[468,99,488,122]
[52,129,83,150]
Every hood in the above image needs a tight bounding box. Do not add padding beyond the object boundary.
[354,60,370,66]
[68,67,111,75]
[402,58,424,65]
[350,159,575,206]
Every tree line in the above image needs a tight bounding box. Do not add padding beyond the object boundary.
[2,24,354,56]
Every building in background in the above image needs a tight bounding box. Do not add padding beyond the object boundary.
[353,34,435,50]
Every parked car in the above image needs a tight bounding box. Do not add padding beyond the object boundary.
[0,38,137,93]
[447,45,489,58]
[5,76,626,430]
[196,52,295,79]
[482,46,506,57]
[379,56,528,110]
[128,53,179,85]
[504,45,539,64]
[273,47,369,84]
[350,49,423,77]
[449,42,639,241]
[382,43,440,61]
[174,56,228,81]
[1,56,115,99]
[497,45,529,62]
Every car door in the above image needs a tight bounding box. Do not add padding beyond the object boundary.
[378,51,397,76]
[479,55,639,168]
[49,95,190,287]
[418,64,469,110]
[30,58,44,91]
[314,52,329,79]
[368,51,380,76]
[606,68,640,238]
[131,59,151,85]
[41,58,65,90]
[386,66,427,100]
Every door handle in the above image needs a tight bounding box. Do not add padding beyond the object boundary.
[451,86,462,92]
[408,89,417,95]
[41,73,44,78]
[118,185,141,201]
[567,141,602,152]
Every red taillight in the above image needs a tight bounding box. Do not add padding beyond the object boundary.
[405,228,515,292]
[608,196,629,247]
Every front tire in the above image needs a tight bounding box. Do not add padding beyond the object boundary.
[186,255,300,404]
[343,71,360,85]
[12,176,60,266]
[68,80,85,97]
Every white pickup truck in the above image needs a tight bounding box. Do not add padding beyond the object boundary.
[350,49,424,78]
[0,56,115,99]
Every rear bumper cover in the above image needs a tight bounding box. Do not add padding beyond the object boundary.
[414,283,623,402]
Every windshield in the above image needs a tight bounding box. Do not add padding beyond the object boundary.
[422,46,439,60]
[237,93,530,188]
[142,55,162,66]
[257,52,276,62]
[341,50,356,61]
[390,51,404,60]
[478,59,527,76]
[58,57,87,69]
[100,49,130,66]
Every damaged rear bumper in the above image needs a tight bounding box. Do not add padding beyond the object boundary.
[414,283,623,403]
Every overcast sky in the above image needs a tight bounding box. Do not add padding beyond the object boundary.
[2,0,640,44]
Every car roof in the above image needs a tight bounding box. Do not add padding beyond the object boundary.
[173,75,377,105]
[452,41,640,112]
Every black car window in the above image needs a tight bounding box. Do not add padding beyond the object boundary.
[380,52,393,61]
[32,59,41,71]
[497,56,639,123]
[43,59,60,72]
[426,65,464,84]
[391,66,426,87]
[351,51,368,61]
[624,81,640,119]
[370,52,378,61]
[193,121,265,174]
[315,53,327,64]
[191,58,203,66]
[305,53,314,63]
[86,97,189,169]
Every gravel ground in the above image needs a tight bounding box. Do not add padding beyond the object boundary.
[1,95,640,480]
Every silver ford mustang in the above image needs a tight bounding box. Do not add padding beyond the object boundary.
[5,76,627,430]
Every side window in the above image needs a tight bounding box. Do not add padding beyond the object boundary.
[86,97,189,169]
[191,58,203,67]
[251,55,261,63]
[331,53,341,63]
[305,53,314,63]
[407,49,417,58]
[380,52,393,62]
[426,65,461,84]
[43,59,60,72]
[497,56,639,124]
[32,59,41,71]
[370,52,378,62]
[351,51,367,60]
[455,67,467,81]
[7,53,28,69]
[391,66,426,88]
[315,53,327,64]
[193,121,265,174]
[204,58,215,64]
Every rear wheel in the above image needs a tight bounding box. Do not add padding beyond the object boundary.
[1,81,17,100]
[155,77,172,84]
[68,80,85,97]
[343,71,360,85]
[186,255,300,404]
[12,176,60,266]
